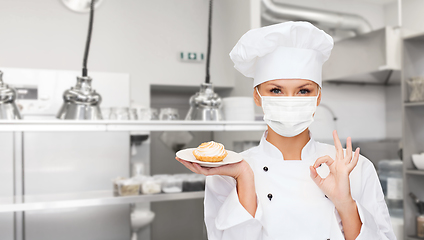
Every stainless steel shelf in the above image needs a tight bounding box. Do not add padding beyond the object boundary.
[405,169,424,175]
[403,30,424,41]
[0,191,205,213]
[402,28,424,240]
[404,102,424,107]
[408,236,424,240]
[0,120,267,132]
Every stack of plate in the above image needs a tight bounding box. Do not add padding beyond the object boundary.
[222,97,255,121]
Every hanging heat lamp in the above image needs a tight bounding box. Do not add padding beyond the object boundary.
[0,71,22,120]
[61,0,104,13]
[57,0,103,120]
[185,0,223,121]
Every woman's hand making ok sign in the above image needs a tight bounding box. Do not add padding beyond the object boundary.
[309,130,359,207]
[309,130,362,240]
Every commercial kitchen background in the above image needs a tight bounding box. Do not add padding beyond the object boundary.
[0,0,423,239]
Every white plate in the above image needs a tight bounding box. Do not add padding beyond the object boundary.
[176,148,243,167]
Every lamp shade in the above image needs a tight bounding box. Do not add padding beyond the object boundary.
[0,71,22,120]
[56,76,102,120]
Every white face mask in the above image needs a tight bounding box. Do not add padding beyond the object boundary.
[256,87,319,137]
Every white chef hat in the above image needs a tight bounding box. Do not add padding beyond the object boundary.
[229,21,334,88]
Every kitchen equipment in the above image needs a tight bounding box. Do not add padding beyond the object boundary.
[141,177,161,194]
[0,68,129,119]
[182,174,206,192]
[410,192,424,215]
[378,160,403,212]
[109,107,129,120]
[407,77,424,102]
[412,153,424,170]
[389,208,404,240]
[378,160,403,205]
[0,132,14,239]
[1,68,130,240]
[150,108,159,120]
[185,0,223,121]
[0,71,22,120]
[56,76,103,120]
[115,178,141,196]
[410,192,424,237]
[129,104,146,121]
[135,107,151,121]
[129,108,138,120]
[131,163,145,177]
[185,83,223,121]
[418,215,424,238]
[152,174,169,182]
[159,131,193,152]
[61,0,104,13]
[159,108,179,120]
[130,210,155,240]
[24,131,131,240]
[112,177,126,196]
[162,176,183,193]
[16,1,132,237]
[222,97,254,121]
[57,0,104,120]
[101,107,111,120]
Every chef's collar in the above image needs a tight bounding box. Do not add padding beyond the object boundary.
[259,130,316,162]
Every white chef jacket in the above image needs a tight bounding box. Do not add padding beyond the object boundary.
[204,132,396,240]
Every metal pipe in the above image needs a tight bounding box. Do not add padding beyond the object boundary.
[262,0,372,35]
[82,0,95,77]
[318,103,337,121]
[205,0,213,84]
[261,11,292,25]
[397,0,402,28]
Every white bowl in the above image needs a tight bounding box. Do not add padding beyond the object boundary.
[131,210,155,230]
[412,154,424,170]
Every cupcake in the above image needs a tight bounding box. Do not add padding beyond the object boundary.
[193,141,228,162]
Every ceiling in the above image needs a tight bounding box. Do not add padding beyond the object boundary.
[273,0,398,7]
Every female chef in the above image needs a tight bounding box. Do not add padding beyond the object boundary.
[176,21,395,240]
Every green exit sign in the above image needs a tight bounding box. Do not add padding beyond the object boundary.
[179,52,204,62]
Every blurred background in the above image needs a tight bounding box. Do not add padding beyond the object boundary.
[0,0,423,239]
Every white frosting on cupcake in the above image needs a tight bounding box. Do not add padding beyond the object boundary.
[193,141,226,157]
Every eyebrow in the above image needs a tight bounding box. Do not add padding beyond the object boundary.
[297,83,313,88]
[267,83,313,89]
[268,83,284,89]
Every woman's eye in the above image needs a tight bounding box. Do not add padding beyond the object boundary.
[298,89,310,95]
[270,88,281,94]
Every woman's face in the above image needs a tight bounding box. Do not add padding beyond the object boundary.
[253,79,321,107]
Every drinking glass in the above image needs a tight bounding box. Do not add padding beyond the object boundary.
[159,108,179,120]
[129,108,138,120]
[110,107,129,120]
